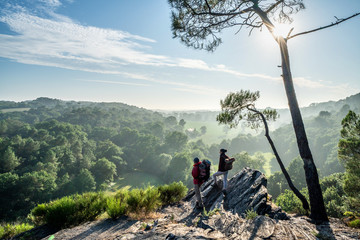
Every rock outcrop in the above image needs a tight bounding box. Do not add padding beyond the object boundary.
[186,167,282,218]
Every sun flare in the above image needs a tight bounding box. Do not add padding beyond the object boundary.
[272,23,293,38]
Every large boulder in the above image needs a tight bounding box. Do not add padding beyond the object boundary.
[186,167,273,216]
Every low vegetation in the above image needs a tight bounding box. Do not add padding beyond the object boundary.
[245,208,258,220]
[0,182,187,239]
[157,181,187,205]
[29,192,107,229]
[344,212,360,229]
[0,223,34,240]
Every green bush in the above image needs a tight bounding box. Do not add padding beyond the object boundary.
[143,186,161,214]
[325,199,345,218]
[126,188,145,214]
[344,211,360,228]
[106,197,127,219]
[276,189,308,215]
[0,223,34,239]
[126,186,161,215]
[30,192,106,229]
[320,174,346,218]
[349,219,360,228]
[157,181,188,205]
[106,189,129,219]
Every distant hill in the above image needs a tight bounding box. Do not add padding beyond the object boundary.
[1,93,359,130]
[274,92,360,128]
[162,92,360,129]
[13,97,147,111]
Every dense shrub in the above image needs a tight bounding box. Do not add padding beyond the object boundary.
[106,198,127,219]
[276,189,309,215]
[30,192,106,229]
[106,189,129,219]
[322,186,345,218]
[320,173,346,218]
[126,186,161,215]
[0,223,34,239]
[157,181,188,205]
[143,186,161,214]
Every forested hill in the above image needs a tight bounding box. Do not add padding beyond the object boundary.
[0,94,359,223]
[302,92,360,115]
[0,97,156,122]
[162,92,360,129]
[0,97,188,221]
[1,93,359,123]
[275,92,360,127]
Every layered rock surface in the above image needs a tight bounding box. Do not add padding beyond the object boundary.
[186,167,273,216]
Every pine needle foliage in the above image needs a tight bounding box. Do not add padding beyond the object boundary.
[217,90,278,129]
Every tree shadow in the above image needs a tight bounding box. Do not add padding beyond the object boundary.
[68,217,138,240]
[248,221,261,240]
[315,221,336,240]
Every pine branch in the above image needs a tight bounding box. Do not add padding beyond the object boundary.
[288,12,360,40]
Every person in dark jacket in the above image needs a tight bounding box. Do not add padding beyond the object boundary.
[192,157,204,209]
[212,149,232,194]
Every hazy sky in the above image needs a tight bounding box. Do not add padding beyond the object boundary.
[1,0,359,110]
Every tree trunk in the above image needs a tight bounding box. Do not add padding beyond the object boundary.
[248,108,310,211]
[252,5,328,222]
[278,37,328,222]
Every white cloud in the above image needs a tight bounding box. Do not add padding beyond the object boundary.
[0,0,353,97]
[177,58,210,70]
[293,77,358,95]
[79,79,150,87]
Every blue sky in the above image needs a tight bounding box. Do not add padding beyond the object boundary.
[0,0,359,110]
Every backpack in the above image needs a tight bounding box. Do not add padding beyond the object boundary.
[198,159,211,182]
[224,158,235,171]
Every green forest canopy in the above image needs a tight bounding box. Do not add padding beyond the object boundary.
[0,94,359,221]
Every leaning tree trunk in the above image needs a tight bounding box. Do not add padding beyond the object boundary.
[278,37,328,222]
[248,108,310,211]
[253,5,328,222]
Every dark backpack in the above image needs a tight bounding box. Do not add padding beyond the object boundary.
[198,159,211,182]
[224,158,235,171]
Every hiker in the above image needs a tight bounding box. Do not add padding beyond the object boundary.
[192,157,204,209]
[212,148,234,194]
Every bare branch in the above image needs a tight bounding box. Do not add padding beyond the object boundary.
[265,0,284,14]
[288,12,360,40]
[286,27,294,39]
[204,0,211,13]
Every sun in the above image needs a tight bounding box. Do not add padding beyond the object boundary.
[272,23,293,38]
